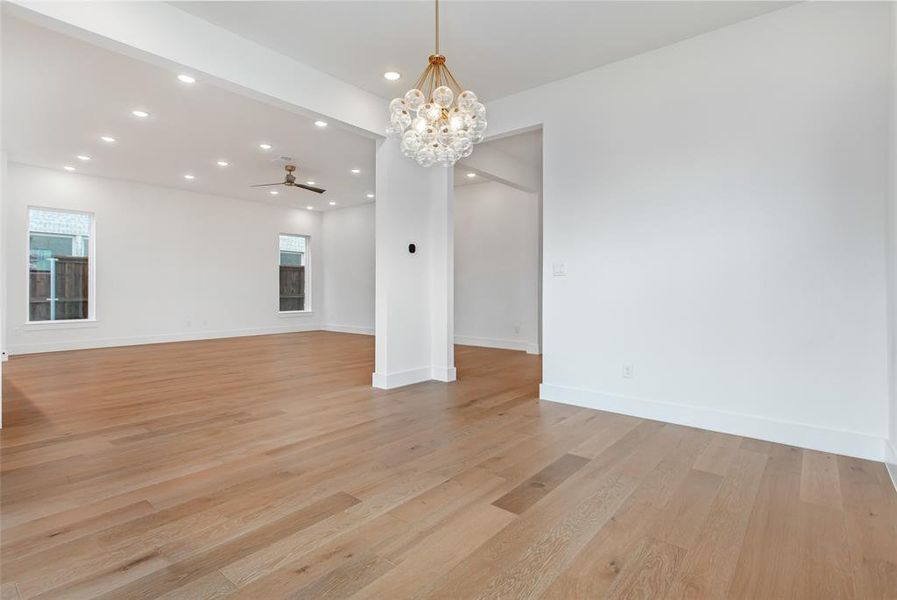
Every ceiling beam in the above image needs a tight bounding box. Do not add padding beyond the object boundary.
[458,143,540,194]
[7,1,387,137]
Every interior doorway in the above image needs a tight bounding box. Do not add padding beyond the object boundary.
[452,128,543,366]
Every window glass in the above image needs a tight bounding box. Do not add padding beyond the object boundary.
[28,208,92,321]
[279,234,309,311]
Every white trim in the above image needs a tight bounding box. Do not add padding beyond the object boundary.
[371,365,456,389]
[23,318,99,330]
[277,311,314,318]
[322,324,374,336]
[431,366,457,382]
[372,367,432,390]
[886,440,897,494]
[7,323,321,355]
[539,383,887,462]
[454,334,539,354]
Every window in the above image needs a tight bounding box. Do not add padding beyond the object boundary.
[28,208,94,322]
[279,234,309,312]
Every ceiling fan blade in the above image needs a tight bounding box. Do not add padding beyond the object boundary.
[250,182,285,187]
[293,183,326,194]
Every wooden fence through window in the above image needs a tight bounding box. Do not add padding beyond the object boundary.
[29,256,89,321]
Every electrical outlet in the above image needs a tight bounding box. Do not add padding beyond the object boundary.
[552,263,567,276]
[514,325,521,334]
[622,364,634,378]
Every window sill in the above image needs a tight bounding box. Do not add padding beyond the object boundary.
[278,311,314,318]
[23,319,99,330]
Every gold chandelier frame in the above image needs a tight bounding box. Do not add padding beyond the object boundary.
[411,0,465,100]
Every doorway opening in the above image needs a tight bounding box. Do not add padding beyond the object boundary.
[452,128,543,380]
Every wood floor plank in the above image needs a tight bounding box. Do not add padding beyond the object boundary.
[800,449,843,509]
[664,449,768,599]
[728,443,804,599]
[492,453,589,515]
[603,537,685,600]
[2,332,895,599]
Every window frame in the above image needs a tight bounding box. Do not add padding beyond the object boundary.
[277,232,312,315]
[25,206,97,326]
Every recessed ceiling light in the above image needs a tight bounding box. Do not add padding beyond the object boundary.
[183,174,195,180]
[217,160,229,167]
[63,166,75,172]
[383,71,401,81]
[466,172,476,178]
[259,143,272,150]
[306,181,316,186]
[100,135,116,143]
[177,74,196,84]
[314,120,328,128]
[306,205,314,210]
[329,201,336,206]
[131,109,150,118]
[76,155,91,161]
[270,190,279,195]
[366,193,375,199]
[350,168,361,174]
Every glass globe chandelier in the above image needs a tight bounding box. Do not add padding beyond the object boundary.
[386,0,486,167]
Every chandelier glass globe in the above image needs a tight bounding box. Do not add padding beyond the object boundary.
[386,0,486,167]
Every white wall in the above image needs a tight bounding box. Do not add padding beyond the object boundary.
[486,2,892,460]
[887,2,897,485]
[321,203,375,334]
[0,153,6,427]
[454,181,539,354]
[4,163,323,354]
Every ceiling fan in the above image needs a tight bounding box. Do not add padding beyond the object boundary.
[251,164,325,194]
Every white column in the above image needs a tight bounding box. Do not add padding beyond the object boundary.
[373,139,455,389]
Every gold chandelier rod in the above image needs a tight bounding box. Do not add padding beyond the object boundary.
[408,0,466,102]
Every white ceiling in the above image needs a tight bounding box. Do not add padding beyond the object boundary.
[1,14,376,211]
[175,1,793,102]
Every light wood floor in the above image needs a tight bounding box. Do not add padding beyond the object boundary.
[1,332,895,599]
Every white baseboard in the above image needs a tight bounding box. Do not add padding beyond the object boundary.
[372,365,456,389]
[431,366,457,382]
[886,440,897,494]
[540,383,887,462]
[322,324,374,336]
[454,334,540,354]
[373,367,432,389]
[7,323,322,355]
